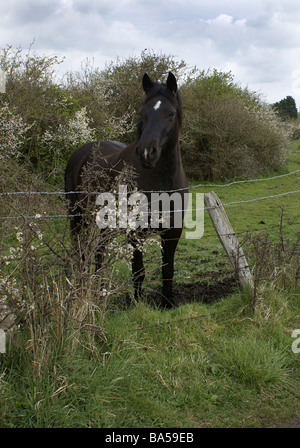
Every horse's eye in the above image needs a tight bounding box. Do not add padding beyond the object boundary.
[169,111,176,118]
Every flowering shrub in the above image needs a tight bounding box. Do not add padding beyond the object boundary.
[41,107,96,151]
[2,46,291,182]
[0,217,44,318]
[0,103,32,161]
[101,108,136,142]
[0,158,159,372]
[38,107,96,182]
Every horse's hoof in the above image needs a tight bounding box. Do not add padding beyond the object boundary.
[159,298,174,310]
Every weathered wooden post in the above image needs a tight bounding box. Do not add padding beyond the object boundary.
[204,191,253,289]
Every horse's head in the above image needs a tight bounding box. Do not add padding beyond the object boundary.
[136,72,182,169]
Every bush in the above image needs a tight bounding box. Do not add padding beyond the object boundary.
[0,46,291,183]
[0,159,139,376]
[66,50,187,145]
[0,102,32,162]
[0,44,82,179]
[180,69,290,179]
[38,107,97,184]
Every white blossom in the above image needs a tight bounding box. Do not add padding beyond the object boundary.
[0,102,33,161]
[41,107,96,152]
[16,231,23,243]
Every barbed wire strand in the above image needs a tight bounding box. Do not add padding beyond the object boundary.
[1,187,300,220]
[1,169,300,197]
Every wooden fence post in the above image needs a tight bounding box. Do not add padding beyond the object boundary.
[204,191,253,290]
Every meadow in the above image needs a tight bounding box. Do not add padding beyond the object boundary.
[0,141,299,428]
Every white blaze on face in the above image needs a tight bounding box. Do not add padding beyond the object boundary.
[153,100,162,111]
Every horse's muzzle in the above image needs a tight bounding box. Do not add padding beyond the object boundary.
[136,146,157,168]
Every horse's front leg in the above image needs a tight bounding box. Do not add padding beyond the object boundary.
[160,229,182,308]
[131,242,145,301]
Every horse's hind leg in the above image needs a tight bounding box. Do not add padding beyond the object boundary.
[131,242,145,301]
[160,229,182,308]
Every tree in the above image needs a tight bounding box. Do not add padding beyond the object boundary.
[272,96,298,120]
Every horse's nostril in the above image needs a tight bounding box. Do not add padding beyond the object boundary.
[149,147,156,159]
[136,146,157,164]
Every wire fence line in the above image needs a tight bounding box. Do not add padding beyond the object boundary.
[1,168,300,197]
[1,188,300,221]
[1,168,299,220]
[187,168,300,191]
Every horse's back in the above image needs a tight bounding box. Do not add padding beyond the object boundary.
[65,140,126,192]
[65,142,92,196]
[107,140,126,150]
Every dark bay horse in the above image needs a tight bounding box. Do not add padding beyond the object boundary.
[65,72,188,307]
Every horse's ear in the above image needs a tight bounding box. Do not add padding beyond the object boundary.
[167,72,177,94]
[142,73,154,92]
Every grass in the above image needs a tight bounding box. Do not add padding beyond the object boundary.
[166,139,300,289]
[0,141,299,428]
[1,289,299,428]
[195,140,300,239]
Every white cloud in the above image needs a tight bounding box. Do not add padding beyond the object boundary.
[206,13,234,25]
[1,0,300,107]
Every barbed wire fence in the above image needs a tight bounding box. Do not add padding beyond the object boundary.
[1,168,300,220]
[1,165,299,365]
[1,166,299,293]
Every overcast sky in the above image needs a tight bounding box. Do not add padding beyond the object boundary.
[1,0,300,107]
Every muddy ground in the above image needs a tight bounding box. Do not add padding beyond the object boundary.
[144,276,238,308]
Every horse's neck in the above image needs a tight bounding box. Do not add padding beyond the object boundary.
[157,142,185,187]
